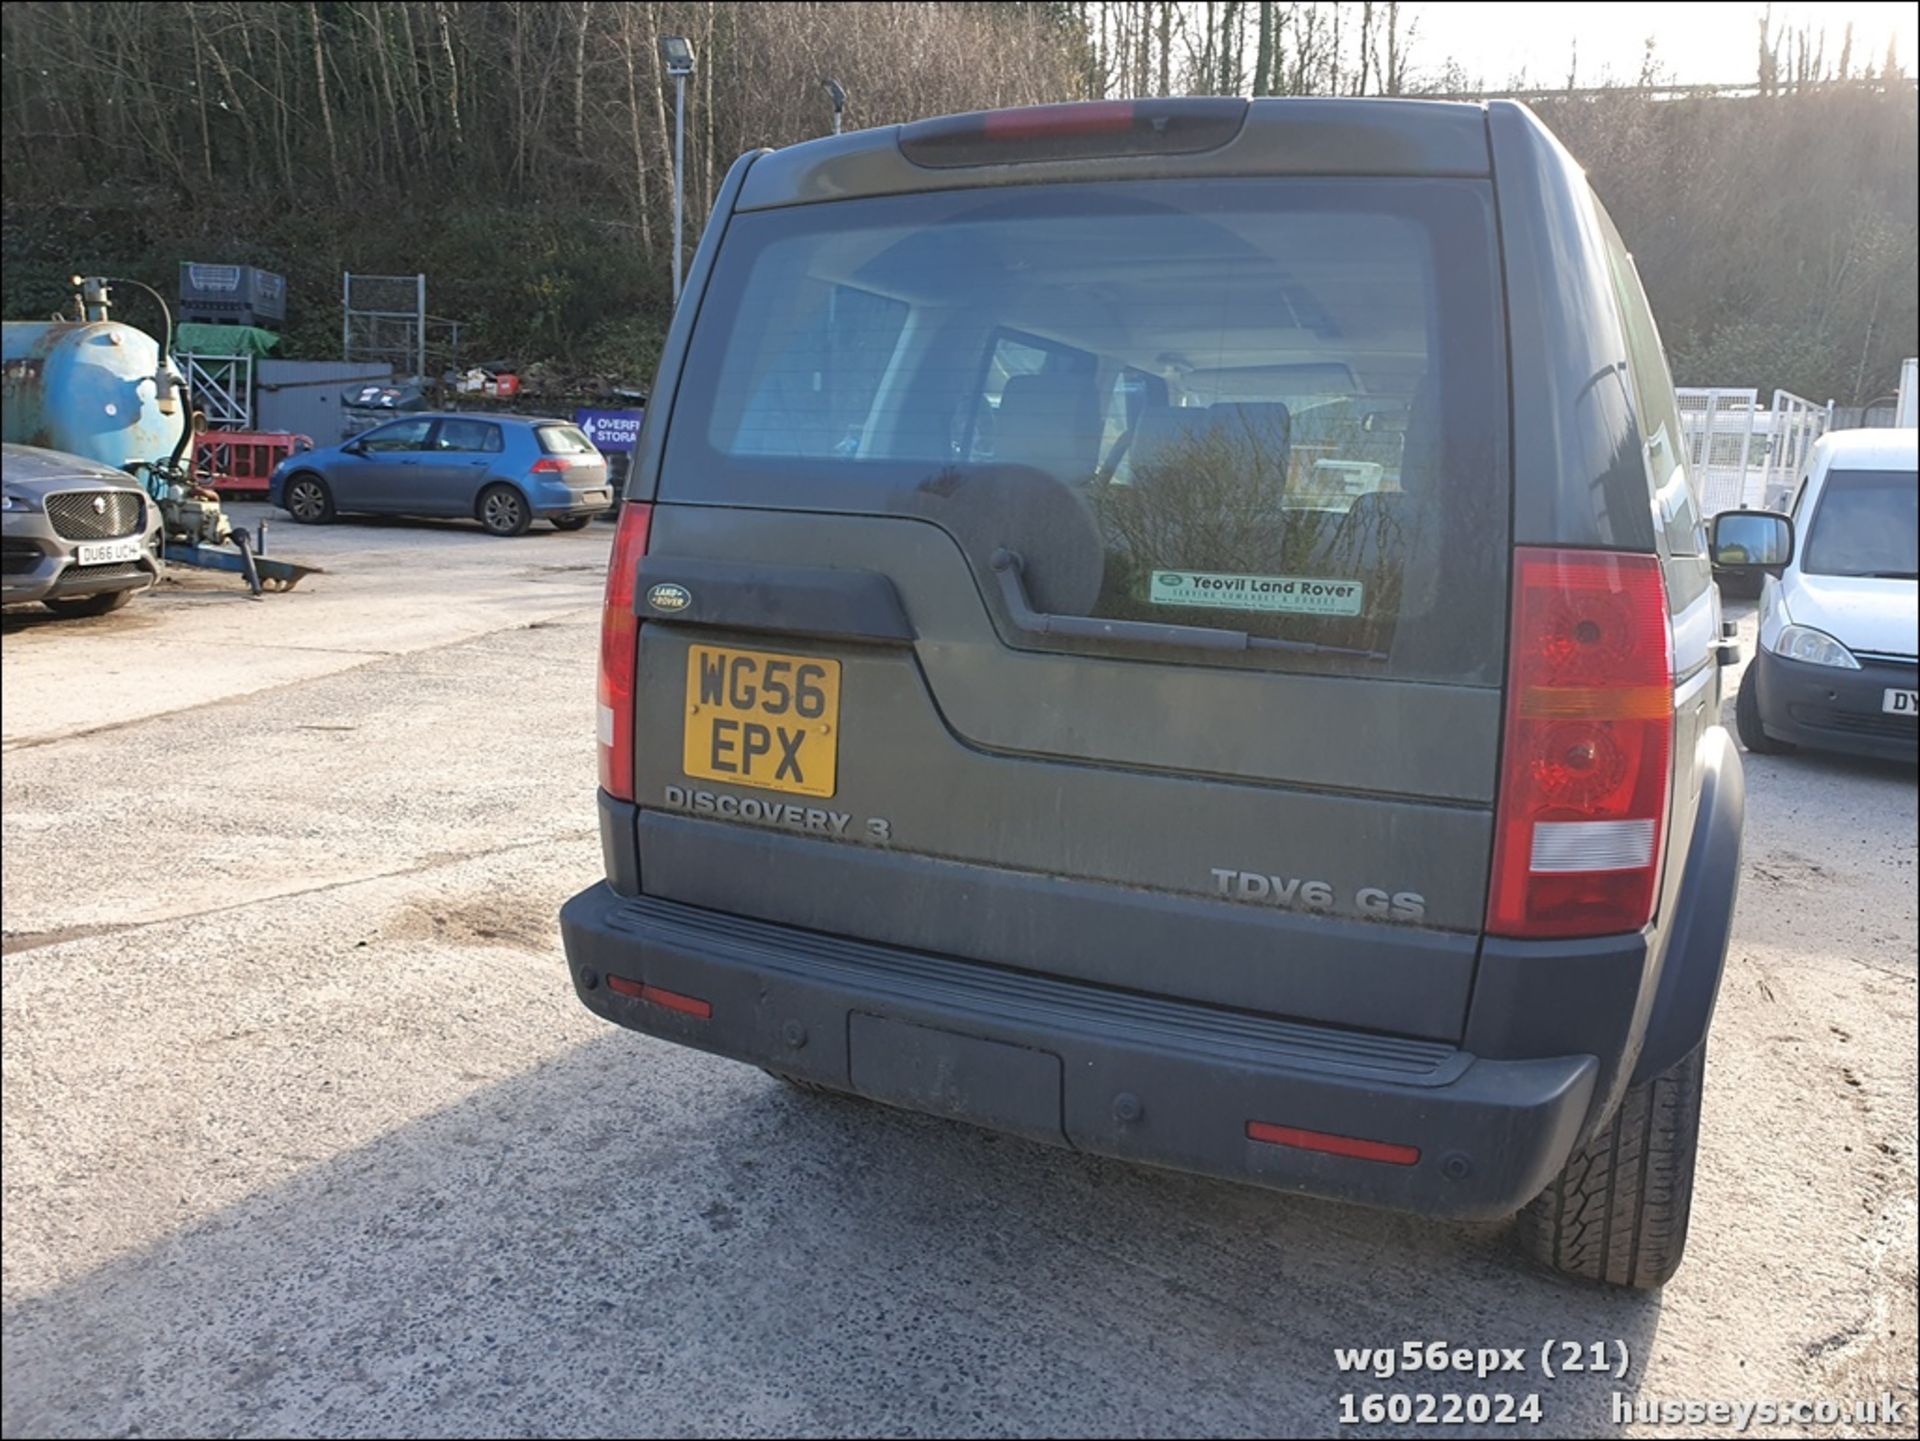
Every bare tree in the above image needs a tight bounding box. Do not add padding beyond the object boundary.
[1252,1,1273,95]
[307,2,344,199]
[573,1,592,156]
[436,1,464,152]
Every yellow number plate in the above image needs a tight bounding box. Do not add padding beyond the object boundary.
[683,645,841,798]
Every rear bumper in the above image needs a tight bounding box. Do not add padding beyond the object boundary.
[529,479,615,518]
[560,882,1596,1221]
[1749,646,1918,761]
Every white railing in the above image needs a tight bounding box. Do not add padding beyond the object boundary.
[1676,387,1758,515]
[1675,386,1829,515]
[1762,389,1828,509]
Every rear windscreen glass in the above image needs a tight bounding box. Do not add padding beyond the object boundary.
[1801,469,1918,579]
[659,179,1510,683]
[538,425,597,455]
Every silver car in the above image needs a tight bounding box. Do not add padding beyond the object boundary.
[1,443,164,617]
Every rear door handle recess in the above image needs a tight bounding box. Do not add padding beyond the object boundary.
[632,556,915,644]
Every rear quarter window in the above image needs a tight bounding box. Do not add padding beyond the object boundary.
[437,419,503,453]
[658,178,1510,684]
[1598,204,1708,607]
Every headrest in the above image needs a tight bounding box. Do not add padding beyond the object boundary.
[993,372,1101,484]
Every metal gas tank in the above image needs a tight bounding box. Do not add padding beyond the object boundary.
[1,320,187,471]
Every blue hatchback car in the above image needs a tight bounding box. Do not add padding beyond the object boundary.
[269,413,614,536]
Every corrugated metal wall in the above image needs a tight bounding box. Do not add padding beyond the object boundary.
[255,360,395,444]
[1827,404,1900,431]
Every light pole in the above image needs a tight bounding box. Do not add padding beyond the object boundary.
[660,36,696,304]
[822,78,846,136]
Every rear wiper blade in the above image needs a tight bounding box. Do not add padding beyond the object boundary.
[1860,571,1919,580]
[989,549,1389,662]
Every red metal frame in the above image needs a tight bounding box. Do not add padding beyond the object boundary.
[192,430,315,496]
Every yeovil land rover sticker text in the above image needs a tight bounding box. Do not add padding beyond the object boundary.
[1151,570,1365,616]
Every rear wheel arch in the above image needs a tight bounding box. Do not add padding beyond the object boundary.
[1631,726,1744,1087]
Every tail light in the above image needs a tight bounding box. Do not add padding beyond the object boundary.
[1487,548,1673,939]
[597,501,654,800]
[530,457,571,475]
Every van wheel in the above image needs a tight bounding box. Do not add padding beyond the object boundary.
[1735,674,1792,754]
[478,484,531,537]
[284,474,335,524]
[1517,1044,1705,1289]
[43,588,134,618]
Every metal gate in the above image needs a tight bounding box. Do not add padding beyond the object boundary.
[1676,387,1759,515]
[1760,389,1829,510]
[343,272,427,382]
[341,273,465,384]
[180,352,253,429]
[1676,386,1829,515]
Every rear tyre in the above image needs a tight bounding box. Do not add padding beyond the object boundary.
[551,515,594,531]
[1735,673,1792,754]
[284,474,335,524]
[478,484,531,537]
[1517,1044,1706,1289]
[43,588,135,618]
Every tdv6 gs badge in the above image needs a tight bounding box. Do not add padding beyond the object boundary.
[1209,867,1427,922]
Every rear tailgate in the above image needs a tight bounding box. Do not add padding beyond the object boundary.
[535,423,610,490]
[624,112,1509,1043]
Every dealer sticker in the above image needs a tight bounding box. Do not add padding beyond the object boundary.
[1150,570,1365,617]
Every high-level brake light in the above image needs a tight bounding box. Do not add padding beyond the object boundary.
[899,98,1247,168]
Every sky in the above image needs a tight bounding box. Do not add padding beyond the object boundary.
[1406,1,1919,89]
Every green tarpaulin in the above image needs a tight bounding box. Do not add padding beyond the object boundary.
[175,322,279,359]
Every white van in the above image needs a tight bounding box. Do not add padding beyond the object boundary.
[1717,429,1919,760]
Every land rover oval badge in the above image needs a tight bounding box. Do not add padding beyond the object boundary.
[646,582,692,613]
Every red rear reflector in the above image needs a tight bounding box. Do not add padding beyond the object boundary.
[1487,548,1673,939]
[597,501,654,801]
[606,975,711,1019]
[1247,1121,1420,1167]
